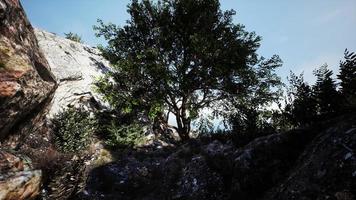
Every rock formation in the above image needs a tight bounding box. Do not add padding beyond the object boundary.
[0,1,53,199]
[0,151,42,200]
[34,29,111,117]
[78,115,356,200]
[263,115,356,200]
[0,0,56,139]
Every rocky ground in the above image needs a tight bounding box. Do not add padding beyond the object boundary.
[0,1,355,200]
[74,114,355,200]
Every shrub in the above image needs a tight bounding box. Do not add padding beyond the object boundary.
[64,32,83,43]
[0,62,5,69]
[105,121,145,148]
[52,107,97,153]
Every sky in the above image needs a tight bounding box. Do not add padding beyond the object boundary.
[21,0,356,84]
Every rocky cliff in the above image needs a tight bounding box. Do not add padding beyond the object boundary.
[34,29,111,117]
[0,1,55,199]
[0,0,56,139]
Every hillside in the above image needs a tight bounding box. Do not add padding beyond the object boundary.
[0,1,355,200]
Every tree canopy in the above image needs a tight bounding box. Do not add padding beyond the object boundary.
[94,0,282,140]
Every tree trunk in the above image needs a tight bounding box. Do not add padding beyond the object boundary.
[175,109,190,141]
[177,125,190,141]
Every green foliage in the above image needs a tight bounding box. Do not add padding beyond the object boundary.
[52,107,97,153]
[94,0,282,140]
[194,115,215,134]
[227,55,283,131]
[105,121,145,148]
[229,106,275,137]
[64,32,83,43]
[269,107,293,132]
[0,62,5,69]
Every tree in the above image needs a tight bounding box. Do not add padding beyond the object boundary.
[94,0,282,140]
[313,64,340,116]
[64,32,83,43]
[286,72,317,127]
[226,55,282,135]
[338,49,356,103]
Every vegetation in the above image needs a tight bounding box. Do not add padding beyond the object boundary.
[281,49,356,129]
[52,107,97,153]
[105,121,146,148]
[284,72,317,127]
[0,62,5,69]
[338,49,356,104]
[64,32,83,43]
[313,64,341,116]
[94,0,282,140]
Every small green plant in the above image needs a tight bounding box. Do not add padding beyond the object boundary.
[105,122,145,148]
[0,62,6,69]
[52,107,97,153]
[64,32,83,43]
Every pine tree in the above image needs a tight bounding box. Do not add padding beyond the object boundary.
[286,72,317,127]
[313,64,340,116]
[338,49,356,104]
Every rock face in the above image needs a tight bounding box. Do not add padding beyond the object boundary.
[78,131,306,199]
[263,116,356,200]
[34,29,111,117]
[79,114,356,200]
[0,0,56,139]
[0,151,42,200]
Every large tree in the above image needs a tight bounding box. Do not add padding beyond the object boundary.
[94,0,282,140]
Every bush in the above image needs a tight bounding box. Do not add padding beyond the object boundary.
[52,107,97,153]
[64,32,83,43]
[105,121,145,148]
[0,62,5,69]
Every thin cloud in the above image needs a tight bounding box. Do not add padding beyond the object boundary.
[314,2,356,25]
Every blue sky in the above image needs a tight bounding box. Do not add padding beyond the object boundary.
[21,0,356,83]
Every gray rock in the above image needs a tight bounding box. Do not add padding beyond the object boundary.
[34,29,111,117]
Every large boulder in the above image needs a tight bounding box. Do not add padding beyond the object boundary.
[0,0,56,139]
[0,151,42,200]
[229,129,315,199]
[34,29,111,117]
[262,116,356,200]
